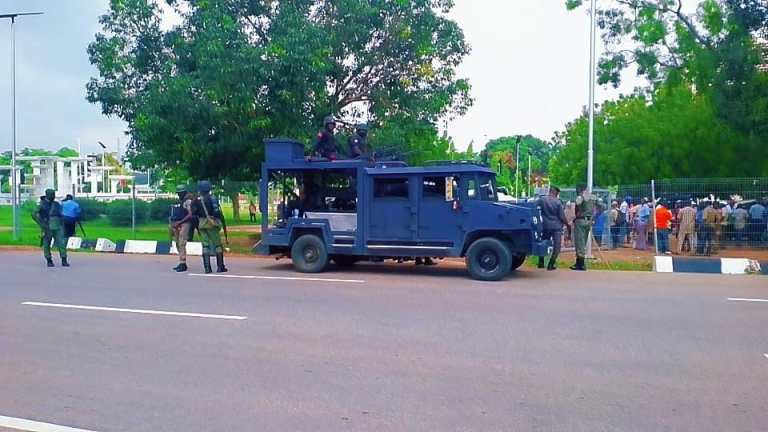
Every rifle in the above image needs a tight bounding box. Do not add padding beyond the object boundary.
[221,215,229,245]
[77,220,87,238]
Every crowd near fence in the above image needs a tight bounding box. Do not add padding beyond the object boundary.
[558,178,768,259]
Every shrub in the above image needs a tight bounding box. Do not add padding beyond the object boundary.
[106,199,148,226]
[78,199,108,221]
[148,198,177,222]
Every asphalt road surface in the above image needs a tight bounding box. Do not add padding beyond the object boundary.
[1,251,767,432]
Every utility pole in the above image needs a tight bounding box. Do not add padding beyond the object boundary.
[586,0,598,259]
[1,12,43,240]
[514,136,521,198]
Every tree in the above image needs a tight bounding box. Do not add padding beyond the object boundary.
[87,0,473,185]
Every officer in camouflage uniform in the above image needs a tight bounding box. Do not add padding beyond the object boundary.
[347,123,369,158]
[571,184,596,271]
[193,180,228,274]
[32,188,69,268]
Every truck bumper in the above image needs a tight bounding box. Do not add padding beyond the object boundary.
[531,240,553,257]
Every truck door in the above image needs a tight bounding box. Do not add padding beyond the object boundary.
[418,175,461,247]
[369,176,413,241]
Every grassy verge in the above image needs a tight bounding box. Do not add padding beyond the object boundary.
[0,206,260,254]
[524,256,652,272]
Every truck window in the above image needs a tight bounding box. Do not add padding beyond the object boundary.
[423,177,448,200]
[478,175,498,201]
[374,178,409,199]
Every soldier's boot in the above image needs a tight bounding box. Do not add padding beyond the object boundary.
[175,263,188,273]
[216,253,228,273]
[46,257,55,268]
[414,257,423,265]
[537,257,546,269]
[423,257,437,266]
[547,258,557,271]
[570,257,586,271]
[202,255,213,274]
[61,257,70,267]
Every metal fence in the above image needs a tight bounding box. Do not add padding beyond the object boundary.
[595,178,768,258]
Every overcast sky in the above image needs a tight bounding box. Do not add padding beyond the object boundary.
[0,0,653,156]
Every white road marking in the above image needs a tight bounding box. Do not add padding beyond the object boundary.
[21,302,247,321]
[189,273,365,284]
[764,353,768,360]
[727,298,768,303]
[0,414,97,432]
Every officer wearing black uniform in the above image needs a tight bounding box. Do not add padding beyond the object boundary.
[32,189,69,268]
[347,123,369,158]
[313,116,339,160]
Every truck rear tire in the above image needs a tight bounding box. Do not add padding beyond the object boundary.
[465,237,512,281]
[510,254,526,271]
[291,234,329,273]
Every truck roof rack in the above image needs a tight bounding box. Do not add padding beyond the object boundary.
[424,160,484,167]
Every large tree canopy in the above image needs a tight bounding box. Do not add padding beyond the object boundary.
[87,0,472,181]
[552,0,768,185]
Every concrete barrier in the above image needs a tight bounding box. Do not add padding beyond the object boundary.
[95,238,117,253]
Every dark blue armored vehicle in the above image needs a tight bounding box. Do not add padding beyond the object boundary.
[256,139,551,281]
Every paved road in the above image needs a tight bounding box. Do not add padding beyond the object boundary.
[1,251,767,432]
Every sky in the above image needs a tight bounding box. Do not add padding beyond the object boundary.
[0,0,662,156]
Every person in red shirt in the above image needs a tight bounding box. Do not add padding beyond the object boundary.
[655,201,673,254]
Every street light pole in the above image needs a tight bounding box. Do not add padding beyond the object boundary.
[587,0,596,195]
[1,12,43,240]
[514,136,521,198]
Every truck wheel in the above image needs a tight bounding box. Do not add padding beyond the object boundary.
[291,234,329,273]
[510,254,526,271]
[332,256,359,268]
[465,237,512,281]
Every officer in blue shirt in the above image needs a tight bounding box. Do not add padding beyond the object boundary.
[61,194,82,238]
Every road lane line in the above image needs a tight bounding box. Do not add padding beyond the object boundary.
[764,353,768,360]
[727,298,768,303]
[0,414,97,432]
[21,302,247,321]
[189,273,365,284]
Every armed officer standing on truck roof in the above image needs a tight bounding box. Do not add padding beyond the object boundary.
[313,116,339,160]
[571,184,596,271]
[193,180,228,274]
[32,189,69,268]
[348,123,369,158]
[537,185,569,271]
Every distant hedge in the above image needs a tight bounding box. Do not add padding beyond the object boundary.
[78,199,108,221]
[148,198,177,222]
[107,199,148,226]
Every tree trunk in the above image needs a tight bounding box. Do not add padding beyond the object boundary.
[230,192,241,221]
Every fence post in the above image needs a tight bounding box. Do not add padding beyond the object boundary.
[131,177,136,239]
[651,179,658,255]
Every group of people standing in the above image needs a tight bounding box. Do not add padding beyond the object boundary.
[169,180,228,274]
[313,116,370,160]
[32,189,81,267]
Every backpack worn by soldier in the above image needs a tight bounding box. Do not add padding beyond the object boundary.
[32,189,69,268]
[571,185,596,271]
[313,116,339,160]
[193,180,228,274]
[347,124,369,158]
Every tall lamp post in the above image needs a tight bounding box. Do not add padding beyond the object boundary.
[586,0,597,258]
[1,12,43,240]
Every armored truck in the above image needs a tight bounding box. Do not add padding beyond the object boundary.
[255,139,551,281]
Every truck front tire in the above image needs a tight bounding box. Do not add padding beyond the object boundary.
[465,237,512,281]
[291,234,329,273]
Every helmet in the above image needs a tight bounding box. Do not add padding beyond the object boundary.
[323,116,336,127]
[45,189,55,200]
[197,180,212,194]
[176,185,188,193]
[356,123,369,132]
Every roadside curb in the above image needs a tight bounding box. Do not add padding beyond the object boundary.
[67,237,205,256]
[654,256,765,275]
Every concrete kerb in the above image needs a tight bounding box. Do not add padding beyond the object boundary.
[67,237,203,256]
[654,255,765,275]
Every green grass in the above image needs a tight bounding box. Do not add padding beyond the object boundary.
[524,256,652,272]
[0,205,260,253]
